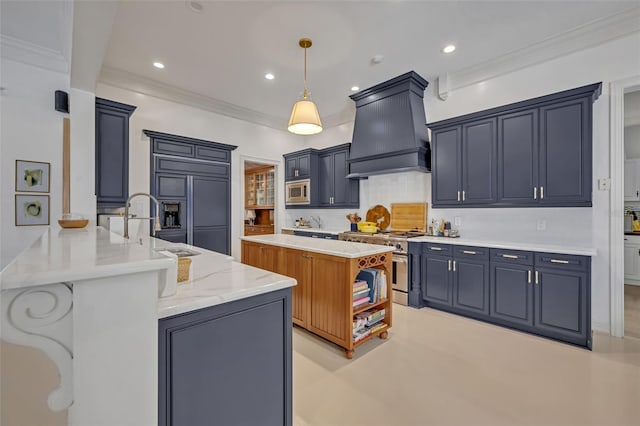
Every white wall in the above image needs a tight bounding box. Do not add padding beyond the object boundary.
[625,125,640,159]
[0,59,70,269]
[69,88,96,220]
[95,83,304,260]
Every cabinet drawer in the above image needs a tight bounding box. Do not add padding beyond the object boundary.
[454,245,489,260]
[422,243,452,256]
[155,157,229,177]
[490,248,534,265]
[535,253,589,271]
[196,145,230,162]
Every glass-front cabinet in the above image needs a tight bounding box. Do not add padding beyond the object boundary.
[245,165,275,236]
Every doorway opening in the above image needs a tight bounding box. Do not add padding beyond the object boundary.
[242,158,277,237]
[623,88,640,339]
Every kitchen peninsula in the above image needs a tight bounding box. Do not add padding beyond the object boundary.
[240,234,394,358]
[1,227,295,426]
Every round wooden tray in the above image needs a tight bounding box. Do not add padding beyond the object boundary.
[58,219,89,228]
[365,205,390,231]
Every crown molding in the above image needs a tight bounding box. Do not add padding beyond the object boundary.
[0,35,69,74]
[448,7,640,92]
[99,66,287,130]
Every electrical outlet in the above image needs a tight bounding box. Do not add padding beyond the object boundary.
[598,178,611,191]
[537,219,547,231]
[454,216,462,226]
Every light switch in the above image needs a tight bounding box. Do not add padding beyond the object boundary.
[537,219,546,231]
[454,216,462,226]
[598,178,611,191]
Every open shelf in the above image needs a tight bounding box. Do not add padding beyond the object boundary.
[353,322,389,348]
[353,298,389,316]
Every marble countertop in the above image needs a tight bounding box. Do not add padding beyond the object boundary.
[240,234,394,258]
[281,227,345,235]
[0,227,175,290]
[157,247,296,318]
[407,235,596,256]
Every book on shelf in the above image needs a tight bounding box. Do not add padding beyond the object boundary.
[367,322,387,335]
[353,317,367,331]
[353,280,368,293]
[355,308,385,325]
[353,288,370,300]
[353,327,371,343]
[355,268,387,304]
[353,296,371,308]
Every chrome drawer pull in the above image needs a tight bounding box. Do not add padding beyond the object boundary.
[448,259,452,271]
[535,270,539,284]
[453,260,456,271]
[528,270,532,284]
[457,191,461,202]
[540,186,544,199]
[501,254,519,259]
[550,259,569,264]
[462,250,477,255]
[430,247,443,251]
[533,187,537,199]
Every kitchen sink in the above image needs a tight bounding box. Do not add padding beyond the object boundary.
[154,247,201,257]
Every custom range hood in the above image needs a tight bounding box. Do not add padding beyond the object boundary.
[347,71,430,178]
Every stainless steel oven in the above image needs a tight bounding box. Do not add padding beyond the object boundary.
[285,179,310,205]
[392,253,409,305]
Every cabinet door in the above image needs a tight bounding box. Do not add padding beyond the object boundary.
[624,160,640,201]
[280,249,311,327]
[156,174,187,199]
[490,263,534,327]
[242,242,278,272]
[432,126,461,206]
[191,176,229,254]
[498,109,538,204]
[330,149,360,208]
[461,118,497,204]
[534,268,588,344]
[285,157,298,181]
[422,255,452,305]
[95,109,130,206]
[317,153,333,206]
[155,230,187,244]
[624,243,640,280]
[453,259,489,316]
[539,98,591,205]
[297,154,311,178]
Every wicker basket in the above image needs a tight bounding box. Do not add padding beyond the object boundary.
[177,257,192,282]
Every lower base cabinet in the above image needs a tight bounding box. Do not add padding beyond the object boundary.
[410,243,591,348]
[159,288,292,426]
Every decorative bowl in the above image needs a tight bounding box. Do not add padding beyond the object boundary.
[58,213,89,229]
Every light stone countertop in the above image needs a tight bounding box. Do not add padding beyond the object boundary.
[156,247,295,318]
[240,234,394,258]
[281,227,346,235]
[407,235,596,256]
[0,227,176,290]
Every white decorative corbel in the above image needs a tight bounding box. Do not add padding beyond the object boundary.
[1,283,74,411]
[437,74,450,101]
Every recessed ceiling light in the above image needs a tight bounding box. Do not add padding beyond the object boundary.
[153,62,165,69]
[187,1,204,13]
[351,86,360,92]
[265,73,275,80]
[442,45,456,54]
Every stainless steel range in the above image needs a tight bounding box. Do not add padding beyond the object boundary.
[338,230,426,305]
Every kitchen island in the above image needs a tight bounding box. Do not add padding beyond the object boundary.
[1,227,295,426]
[240,234,394,358]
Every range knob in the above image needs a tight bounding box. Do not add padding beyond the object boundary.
[396,244,403,250]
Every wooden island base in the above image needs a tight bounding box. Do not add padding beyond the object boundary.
[242,239,393,359]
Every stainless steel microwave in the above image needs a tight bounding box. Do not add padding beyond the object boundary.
[286,179,310,205]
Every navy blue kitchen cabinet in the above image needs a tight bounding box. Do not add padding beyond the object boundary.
[452,246,490,316]
[317,144,359,208]
[284,143,359,209]
[431,118,496,206]
[159,288,292,426]
[293,230,338,240]
[284,150,315,181]
[410,242,591,348]
[95,98,136,207]
[490,249,535,328]
[146,130,237,254]
[421,244,453,306]
[428,82,601,208]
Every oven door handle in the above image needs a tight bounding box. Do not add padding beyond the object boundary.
[392,255,408,264]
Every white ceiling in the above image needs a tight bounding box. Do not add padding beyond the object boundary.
[2,1,639,129]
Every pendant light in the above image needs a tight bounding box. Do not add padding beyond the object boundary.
[288,38,322,135]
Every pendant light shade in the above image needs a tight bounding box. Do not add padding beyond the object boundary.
[288,38,322,135]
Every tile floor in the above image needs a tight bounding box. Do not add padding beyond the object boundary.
[293,305,640,426]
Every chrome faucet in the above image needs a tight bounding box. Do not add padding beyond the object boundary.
[311,215,322,229]
[124,193,162,239]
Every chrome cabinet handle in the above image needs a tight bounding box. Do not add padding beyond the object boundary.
[550,259,569,264]
[501,254,519,259]
[540,186,544,199]
[462,250,477,255]
[528,270,532,284]
[535,270,539,285]
[533,187,537,199]
[462,191,466,201]
[448,259,452,271]
[453,260,456,271]
[430,247,443,251]
[457,191,461,202]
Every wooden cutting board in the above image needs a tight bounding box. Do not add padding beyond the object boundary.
[389,203,428,232]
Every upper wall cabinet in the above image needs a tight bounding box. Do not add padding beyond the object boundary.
[284,150,315,181]
[95,98,137,207]
[428,83,601,208]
